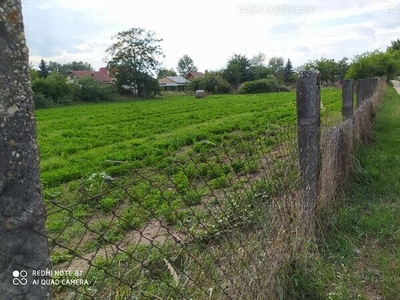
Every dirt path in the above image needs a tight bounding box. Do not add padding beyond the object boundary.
[391,80,400,95]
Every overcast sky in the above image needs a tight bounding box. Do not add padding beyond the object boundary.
[21,0,400,72]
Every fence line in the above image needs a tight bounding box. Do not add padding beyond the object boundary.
[1,74,387,299]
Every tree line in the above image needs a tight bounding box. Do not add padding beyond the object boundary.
[31,25,400,108]
[31,60,115,108]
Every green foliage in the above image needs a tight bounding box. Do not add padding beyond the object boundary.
[299,56,349,83]
[38,58,49,78]
[345,50,400,80]
[222,53,251,88]
[177,54,198,76]
[47,60,93,76]
[72,76,115,102]
[157,68,177,78]
[33,92,53,109]
[247,65,271,81]
[31,71,71,104]
[189,72,231,94]
[267,56,285,84]
[284,59,295,84]
[387,38,400,52]
[36,89,340,188]
[290,87,400,299]
[106,27,164,97]
[238,75,280,94]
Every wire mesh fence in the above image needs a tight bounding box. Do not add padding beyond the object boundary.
[1,75,387,300]
[45,127,300,299]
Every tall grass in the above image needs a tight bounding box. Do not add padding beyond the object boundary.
[287,86,400,299]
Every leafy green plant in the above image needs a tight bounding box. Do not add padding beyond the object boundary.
[238,75,280,94]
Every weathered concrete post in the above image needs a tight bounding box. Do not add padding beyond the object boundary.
[0,1,52,299]
[296,70,321,229]
[356,78,367,107]
[342,79,354,120]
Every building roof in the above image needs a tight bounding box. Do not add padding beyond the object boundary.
[68,69,113,83]
[158,76,190,86]
[186,71,204,79]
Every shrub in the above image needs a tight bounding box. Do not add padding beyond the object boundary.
[238,75,280,94]
[32,92,53,109]
[345,50,400,80]
[31,72,72,103]
[189,72,231,94]
[72,76,115,102]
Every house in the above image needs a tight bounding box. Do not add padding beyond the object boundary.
[67,68,114,84]
[158,76,190,91]
[185,71,204,81]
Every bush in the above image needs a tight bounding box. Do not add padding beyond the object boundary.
[72,76,115,102]
[345,50,400,80]
[189,72,231,94]
[32,92,53,109]
[31,72,71,103]
[237,75,280,94]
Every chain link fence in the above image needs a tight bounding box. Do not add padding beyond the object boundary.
[45,127,299,299]
[2,76,387,300]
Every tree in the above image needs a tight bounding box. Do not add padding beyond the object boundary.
[298,56,349,84]
[0,1,52,298]
[387,38,400,52]
[157,67,177,78]
[250,52,266,67]
[267,57,285,84]
[177,54,198,76]
[31,72,71,104]
[72,76,114,102]
[222,54,251,89]
[106,27,164,96]
[247,65,271,81]
[189,71,231,94]
[47,61,92,76]
[284,59,295,84]
[345,50,400,80]
[38,58,49,78]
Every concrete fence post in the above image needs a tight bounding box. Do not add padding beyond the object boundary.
[0,1,52,298]
[342,79,354,120]
[356,78,367,107]
[296,70,321,223]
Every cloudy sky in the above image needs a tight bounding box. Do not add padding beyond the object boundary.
[21,0,400,72]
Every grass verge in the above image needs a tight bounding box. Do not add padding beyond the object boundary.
[287,86,400,299]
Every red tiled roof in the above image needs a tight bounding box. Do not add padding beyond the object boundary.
[186,71,204,78]
[69,69,113,83]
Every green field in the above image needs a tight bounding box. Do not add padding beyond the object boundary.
[36,89,344,298]
[36,90,341,189]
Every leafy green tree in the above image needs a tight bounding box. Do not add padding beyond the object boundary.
[177,54,198,76]
[222,54,251,89]
[157,68,177,78]
[106,27,164,96]
[335,57,350,80]
[72,76,115,102]
[47,61,93,75]
[250,52,266,67]
[38,58,49,78]
[247,65,271,81]
[299,56,349,84]
[267,57,285,84]
[387,38,400,52]
[345,50,400,80]
[190,72,231,94]
[31,72,71,103]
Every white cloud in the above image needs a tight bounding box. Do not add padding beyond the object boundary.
[21,0,400,71]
